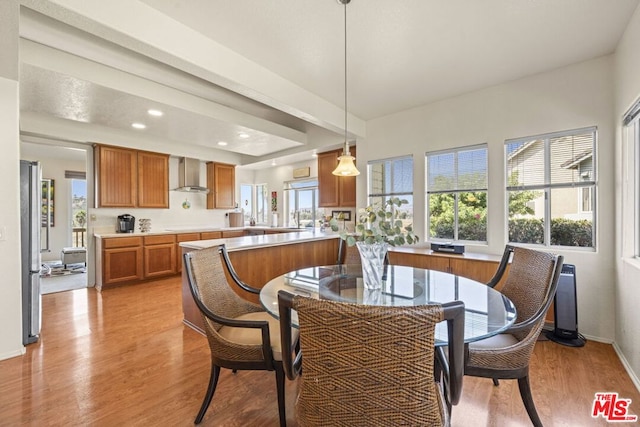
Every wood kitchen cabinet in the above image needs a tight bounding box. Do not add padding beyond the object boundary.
[94,144,169,208]
[102,237,143,286]
[388,249,504,285]
[176,233,201,273]
[143,235,176,278]
[206,162,236,209]
[95,145,137,208]
[200,231,223,240]
[318,147,356,207]
[222,230,244,238]
[137,151,169,208]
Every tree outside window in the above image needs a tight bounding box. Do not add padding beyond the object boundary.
[505,127,596,248]
[426,145,488,242]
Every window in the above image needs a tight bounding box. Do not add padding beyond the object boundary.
[623,98,640,256]
[505,127,596,248]
[368,156,414,222]
[426,145,488,242]
[283,179,320,228]
[239,183,269,224]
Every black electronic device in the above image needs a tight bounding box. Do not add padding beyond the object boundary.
[545,263,586,347]
[116,214,135,233]
[430,242,465,254]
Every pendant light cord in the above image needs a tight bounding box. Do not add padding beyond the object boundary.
[343,0,349,156]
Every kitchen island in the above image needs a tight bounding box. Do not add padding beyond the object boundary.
[179,230,341,333]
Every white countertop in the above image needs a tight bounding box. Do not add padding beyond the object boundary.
[179,230,340,251]
[94,226,306,238]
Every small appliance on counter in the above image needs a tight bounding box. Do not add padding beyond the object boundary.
[430,242,465,254]
[228,211,243,227]
[117,214,135,233]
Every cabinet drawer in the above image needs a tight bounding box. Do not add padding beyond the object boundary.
[176,233,201,242]
[200,231,222,239]
[144,234,176,245]
[103,236,143,249]
[222,230,245,238]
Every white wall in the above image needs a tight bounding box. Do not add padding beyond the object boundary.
[0,1,23,360]
[614,4,640,388]
[19,152,87,262]
[360,56,616,342]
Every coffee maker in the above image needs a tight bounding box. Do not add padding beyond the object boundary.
[116,214,135,233]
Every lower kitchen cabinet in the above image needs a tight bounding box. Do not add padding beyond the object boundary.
[176,233,201,273]
[143,235,176,278]
[102,237,143,286]
[388,249,505,285]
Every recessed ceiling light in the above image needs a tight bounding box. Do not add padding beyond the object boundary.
[238,132,250,139]
[217,141,228,146]
[132,123,146,129]
[147,109,163,117]
[271,160,277,166]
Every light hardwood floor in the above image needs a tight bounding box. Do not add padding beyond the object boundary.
[0,276,638,426]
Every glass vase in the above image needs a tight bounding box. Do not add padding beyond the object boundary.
[356,241,388,290]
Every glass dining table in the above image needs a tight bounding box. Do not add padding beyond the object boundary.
[259,264,517,346]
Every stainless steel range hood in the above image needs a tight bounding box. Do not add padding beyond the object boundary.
[173,157,210,193]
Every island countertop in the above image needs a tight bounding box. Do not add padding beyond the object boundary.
[179,229,340,251]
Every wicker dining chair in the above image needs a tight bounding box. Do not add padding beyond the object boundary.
[184,244,296,426]
[464,245,564,427]
[278,290,465,427]
[336,238,361,265]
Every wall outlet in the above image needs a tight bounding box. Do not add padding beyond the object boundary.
[90,214,97,221]
[0,226,6,241]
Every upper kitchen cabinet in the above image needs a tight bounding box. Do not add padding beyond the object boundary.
[318,147,356,207]
[94,144,169,208]
[137,151,169,208]
[206,162,236,209]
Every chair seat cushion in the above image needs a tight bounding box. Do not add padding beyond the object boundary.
[469,333,518,350]
[218,312,298,361]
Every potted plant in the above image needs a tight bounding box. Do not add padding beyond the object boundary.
[330,197,419,289]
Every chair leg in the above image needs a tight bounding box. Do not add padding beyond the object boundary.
[518,375,543,427]
[492,378,500,386]
[195,363,220,424]
[275,364,287,427]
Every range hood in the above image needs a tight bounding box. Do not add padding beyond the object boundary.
[173,157,210,193]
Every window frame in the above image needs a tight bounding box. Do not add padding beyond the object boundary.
[504,126,597,249]
[425,143,488,244]
[367,155,414,218]
[239,183,269,225]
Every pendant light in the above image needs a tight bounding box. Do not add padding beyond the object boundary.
[332,0,360,176]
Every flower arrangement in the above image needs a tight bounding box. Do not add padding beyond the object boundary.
[330,197,419,247]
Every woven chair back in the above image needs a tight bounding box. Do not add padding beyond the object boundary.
[500,247,557,340]
[292,296,446,426]
[187,246,265,361]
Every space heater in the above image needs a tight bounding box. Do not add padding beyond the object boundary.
[545,263,586,347]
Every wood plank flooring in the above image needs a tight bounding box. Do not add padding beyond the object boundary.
[0,276,638,426]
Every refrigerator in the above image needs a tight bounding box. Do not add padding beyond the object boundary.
[20,160,42,345]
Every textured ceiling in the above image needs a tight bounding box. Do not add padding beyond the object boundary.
[18,0,639,167]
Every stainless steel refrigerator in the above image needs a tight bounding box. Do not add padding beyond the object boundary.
[20,160,42,345]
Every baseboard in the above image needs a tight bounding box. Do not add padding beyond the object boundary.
[0,346,26,361]
[613,342,640,393]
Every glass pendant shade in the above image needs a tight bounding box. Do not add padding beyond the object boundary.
[332,150,360,176]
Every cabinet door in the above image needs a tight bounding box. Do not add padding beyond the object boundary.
[176,233,200,273]
[339,146,356,207]
[449,258,498,284]
[318,150,340,207]
[95,145,137,208]
[104,246,143,285]
[144,243,176,278]
[137,151,169,208]
[207,162,236,209]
